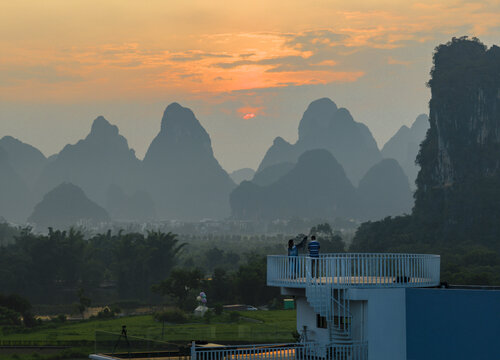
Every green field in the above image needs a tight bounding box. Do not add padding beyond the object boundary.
[0,310,297,360]
[1,310,296,344]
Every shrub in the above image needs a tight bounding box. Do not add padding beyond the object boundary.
[0,306,21,326]
[204,309,214,324]
[96,307,116,319]
[213,303,223,315]
[229,311,240,323]
[22,312,37,328]
[268,298,282,310]
[110,305,121,314]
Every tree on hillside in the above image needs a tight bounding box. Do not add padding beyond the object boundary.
[145,231,186,284]
[152,268,204,310]
[112,231,185,300]
[235,254,278,305]
[6,227,89,303]
[210,268,235,303]
[77,288,91,320]
[0,222,20,246]
[0,293,36,327]
[310,223,346,253]
[205,247,241,272]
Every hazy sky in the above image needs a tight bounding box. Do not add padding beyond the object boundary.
[1,1,500,171]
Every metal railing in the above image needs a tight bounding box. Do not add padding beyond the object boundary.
[327,342,368,360]
[267,253,440,289]
[191,342,368,360]
[192,343,299,360]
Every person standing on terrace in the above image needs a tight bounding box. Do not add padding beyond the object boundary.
[288,236,307,278]
[308,236,320,278]
[288,236,307,256]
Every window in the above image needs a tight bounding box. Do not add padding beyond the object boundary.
[316,314,327,328]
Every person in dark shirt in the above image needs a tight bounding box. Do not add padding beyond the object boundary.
[288,236,307,256]
[308,235,320,278]
[288,236,307,278]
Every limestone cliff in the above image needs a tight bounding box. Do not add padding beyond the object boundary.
[352,37,500,253]
[414,37,500,240]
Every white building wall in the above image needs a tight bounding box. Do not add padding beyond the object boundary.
[349,300,367,342]
[349,288,407,360]
[295,297,330,345]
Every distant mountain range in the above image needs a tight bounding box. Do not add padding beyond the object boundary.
[257,98,382,185]
[28,182,110,230]
[230,168,255,184]
[357,158,413,220]
[34,116,143,206]
[106,184,156,222]
[252,162,295,186]
[231,150,412,221]
[0,136,47,189]
[0,99,424,228]
[382,114,429,188]
[231,149,358,220]
[0,145,33,223]
[230,97,419,221]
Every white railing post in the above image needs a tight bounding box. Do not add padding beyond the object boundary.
[191,341,196,360]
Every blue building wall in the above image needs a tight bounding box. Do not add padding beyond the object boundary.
[406,288,500,360]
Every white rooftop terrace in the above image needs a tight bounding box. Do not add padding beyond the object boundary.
[267,253,441,289]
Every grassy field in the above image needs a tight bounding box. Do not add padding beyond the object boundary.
[0,310,297,360]
[1,310,297,344]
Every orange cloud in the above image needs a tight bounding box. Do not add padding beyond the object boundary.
[1,1,500,102]
[387,56,412,66]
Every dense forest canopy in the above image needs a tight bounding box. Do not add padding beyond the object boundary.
[0,226,286,306]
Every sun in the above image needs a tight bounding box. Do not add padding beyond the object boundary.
[243,113,256,120]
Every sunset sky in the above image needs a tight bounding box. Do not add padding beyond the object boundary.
[1,0,500,171]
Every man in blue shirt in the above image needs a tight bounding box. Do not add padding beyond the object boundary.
[308,235,320,257]
[308,236,320,278]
